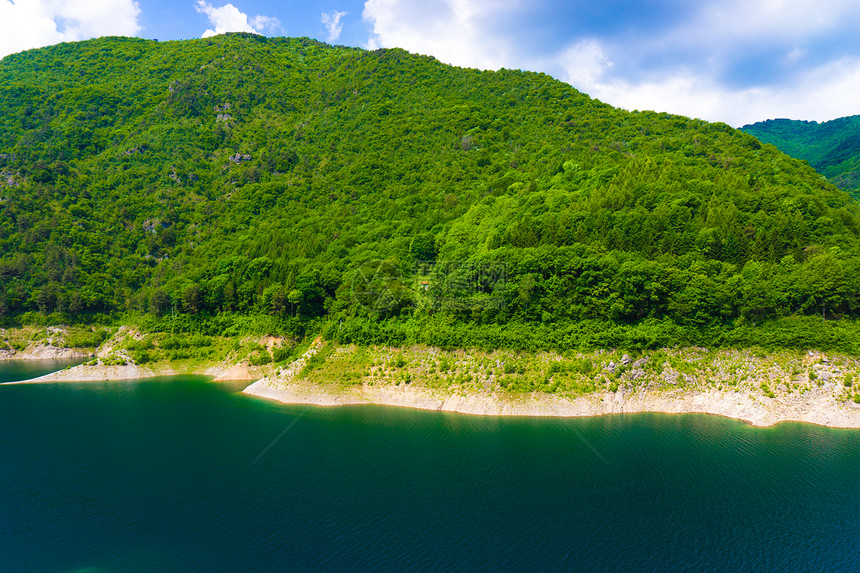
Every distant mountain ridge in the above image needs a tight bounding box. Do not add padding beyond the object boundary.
[741,116,860,198]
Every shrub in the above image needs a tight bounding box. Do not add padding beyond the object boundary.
[187,334,212,347]
[65,329,108,348]
[248,350,272,366]
[131,349,152,364]
[301,349,327,375]
[101,355,127,366]
[160,336,185,350]
[125,338,154,351]
[272,346,294,362]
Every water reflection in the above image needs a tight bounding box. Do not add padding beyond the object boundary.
[0,357,89,383]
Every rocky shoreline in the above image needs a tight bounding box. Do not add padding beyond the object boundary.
[11,358,266,384]
[5,334,859,428]
[241,341,860,428]
[243,371,860,428]
[0,345,92,361]
[0,326,267,383]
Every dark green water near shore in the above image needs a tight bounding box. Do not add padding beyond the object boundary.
[0,358,87,384]
[1,366,858,571]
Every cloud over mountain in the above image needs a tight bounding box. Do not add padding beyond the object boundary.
[0,0,141,57]
[195,1,281,38]
[361,0,860,125]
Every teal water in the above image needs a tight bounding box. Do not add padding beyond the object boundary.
[0,358,87,384]
[1,366,858,571]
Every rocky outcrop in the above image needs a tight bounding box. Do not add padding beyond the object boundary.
[0,345,92,361]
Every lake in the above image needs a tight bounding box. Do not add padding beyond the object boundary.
[1,362,858,571]
[0,357,87,384]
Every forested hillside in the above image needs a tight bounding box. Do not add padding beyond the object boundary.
[741,116,860,199]
[2,34,860,350]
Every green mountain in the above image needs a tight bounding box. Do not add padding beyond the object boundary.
[2,34,860,349]
[741,116,860,198]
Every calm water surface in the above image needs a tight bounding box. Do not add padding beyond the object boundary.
[0,362,858,572]
[0,358,87,384]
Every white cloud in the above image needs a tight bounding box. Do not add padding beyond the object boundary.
[553,1,860,125]
[362,0,519,70]
[627,0,860,81]
[195,1,281,38]
[362,0,860,125]
[691,0,860,44]
[196,1,255,37]
[558,40,612,89]
[249,14,280,34]
[321,9,347,43]
[784,48,806,64]
[0,0,141,58]
[559,47,860,126]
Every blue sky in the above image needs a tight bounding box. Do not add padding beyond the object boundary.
[2,0,860,126]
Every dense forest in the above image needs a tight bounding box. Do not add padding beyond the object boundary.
[2,34,860,351]
[741,116,860,199]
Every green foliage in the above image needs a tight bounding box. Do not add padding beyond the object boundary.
[272,345,294,362]
[124,337,153,351]
[248,349,272,366]
[63,328,108,348]
[741,116,860,198]
[160,334,211,349]
[327,315,860,355]
[2,35,860,350]
[301,346,329,376]
[100,355,127,366]
[131,348,153,364]
[548,358,594,376]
